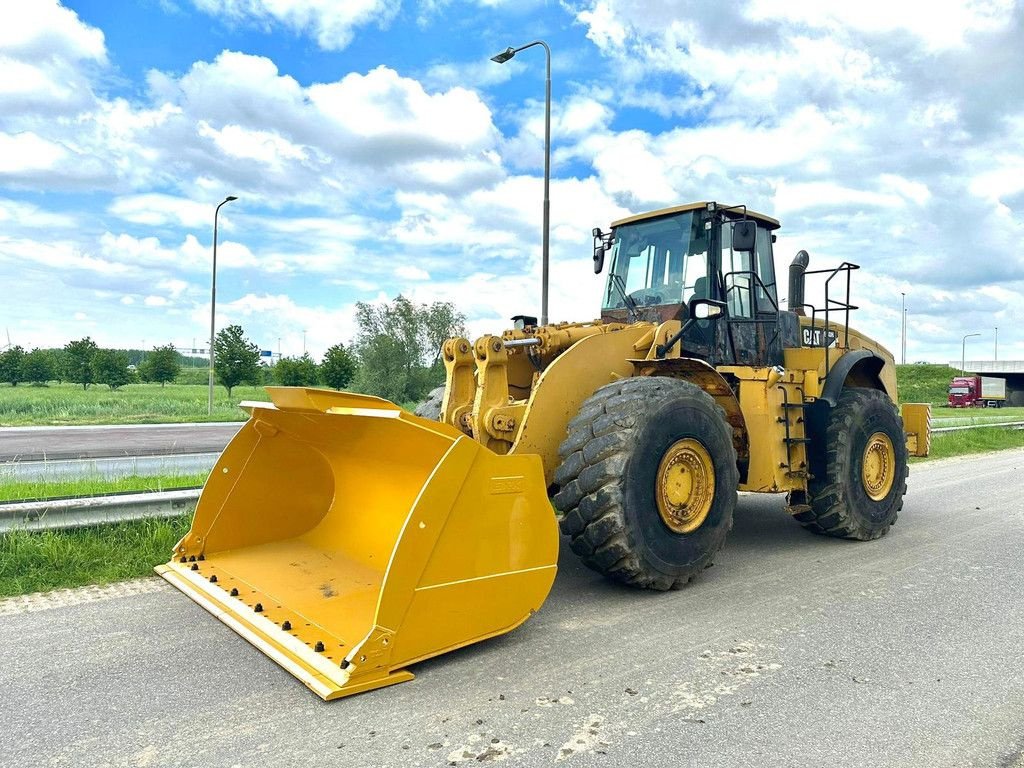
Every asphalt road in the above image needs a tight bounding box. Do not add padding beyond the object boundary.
[2,449,1023,768]
[0,422,241,461]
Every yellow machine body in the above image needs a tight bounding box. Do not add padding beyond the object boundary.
[160,202,931,701]
[157,387,557,701]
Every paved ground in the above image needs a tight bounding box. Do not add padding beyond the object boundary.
[0,423,241,461]
[1,449,1022,768]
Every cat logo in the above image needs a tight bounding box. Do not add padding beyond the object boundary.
[802,326,839,348]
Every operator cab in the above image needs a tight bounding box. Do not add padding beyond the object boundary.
[596,202,795,366]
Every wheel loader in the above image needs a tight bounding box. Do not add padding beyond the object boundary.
[157,201,931,700]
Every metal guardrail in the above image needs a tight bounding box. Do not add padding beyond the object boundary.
[931,420,1024,434]
[0,488,201,534]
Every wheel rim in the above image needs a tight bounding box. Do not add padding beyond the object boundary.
[655,438,715,534]
[861,432,896,501]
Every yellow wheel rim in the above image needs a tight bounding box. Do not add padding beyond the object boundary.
[655,438,715,534]
[862,432,896,501]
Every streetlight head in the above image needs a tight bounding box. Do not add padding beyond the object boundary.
[491,47,516,64]
[225,195,238,202]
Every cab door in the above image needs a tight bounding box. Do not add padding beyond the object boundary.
[714,219,784,367]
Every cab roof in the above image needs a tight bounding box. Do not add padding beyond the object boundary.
[611,202,781,230]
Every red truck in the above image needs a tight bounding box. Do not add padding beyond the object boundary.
[948,375,1007,408]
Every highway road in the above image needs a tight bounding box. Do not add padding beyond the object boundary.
[0,422,241,462]
[1,449,1022,768]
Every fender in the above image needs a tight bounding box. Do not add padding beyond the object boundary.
[820,350,885,406]
[631,356,750,483]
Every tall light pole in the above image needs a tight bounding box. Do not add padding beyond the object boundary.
[961,332,980,375]
[209,195,238,415]
[900,292,906,364]
[492,40,551,326]
[994,326,998,361]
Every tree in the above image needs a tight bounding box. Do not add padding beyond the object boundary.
[352,295,465,403]
[63,337,99,390]
[139,344,181,387]
[22,348,56,385]
[0,345,26,386]
[320,343,358,390]
[274,354,319,387]
[91,349,134,390]
[213,325,261,398]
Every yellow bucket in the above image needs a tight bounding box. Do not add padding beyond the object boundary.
[156,388,558,700]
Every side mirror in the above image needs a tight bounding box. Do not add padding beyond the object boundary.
[688,297,727,320]
[592,227,608,274]
[731,220,756,252]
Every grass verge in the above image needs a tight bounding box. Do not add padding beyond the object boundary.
[919,426,1024,461]
[0,473,208,502]
[0,514,191,598]
[0,382,267,426]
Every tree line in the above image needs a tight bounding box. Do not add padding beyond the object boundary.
[0,296,466,403]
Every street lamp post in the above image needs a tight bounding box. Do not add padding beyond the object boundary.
[209,195,238,415]
[491,41,551,326]
[961,332,980,375]
[900,292,906,364]
[995,326,998,361]
[903,308,908,364]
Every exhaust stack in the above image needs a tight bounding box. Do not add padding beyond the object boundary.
[789,250,810,316]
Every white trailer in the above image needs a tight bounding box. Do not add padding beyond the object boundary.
[981,376,1006,406]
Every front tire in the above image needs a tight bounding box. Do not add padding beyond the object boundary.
[793,388,909,540]
[552,377,739,591]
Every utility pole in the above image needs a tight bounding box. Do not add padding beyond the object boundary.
[995,326,998,361]
[302,329,307,355]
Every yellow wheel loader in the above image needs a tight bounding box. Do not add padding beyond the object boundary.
[158,201,931,700]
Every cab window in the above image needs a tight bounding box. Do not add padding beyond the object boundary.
[720,220,778,317]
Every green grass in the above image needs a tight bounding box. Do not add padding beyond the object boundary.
[895,363,957,405]
[0,514,191,598]
[919,426,1024,461]
[0,382,269,426]
[0,473,208,502]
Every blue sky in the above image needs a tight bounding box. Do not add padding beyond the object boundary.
[2,0,1023,364]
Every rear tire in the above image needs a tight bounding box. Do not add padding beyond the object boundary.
[793,388,908,540]
[414,386,445,420]
[552,377,738,591]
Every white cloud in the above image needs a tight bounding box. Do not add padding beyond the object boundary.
[0,132,69,174]
[0,0,106,116]
[109,194,214,228]
[192,0,399,50]
[745,0,1014,51]
[197,292,360,358]
[144,295,170,307]
[395,265,431,280]
[0,197,76,228]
